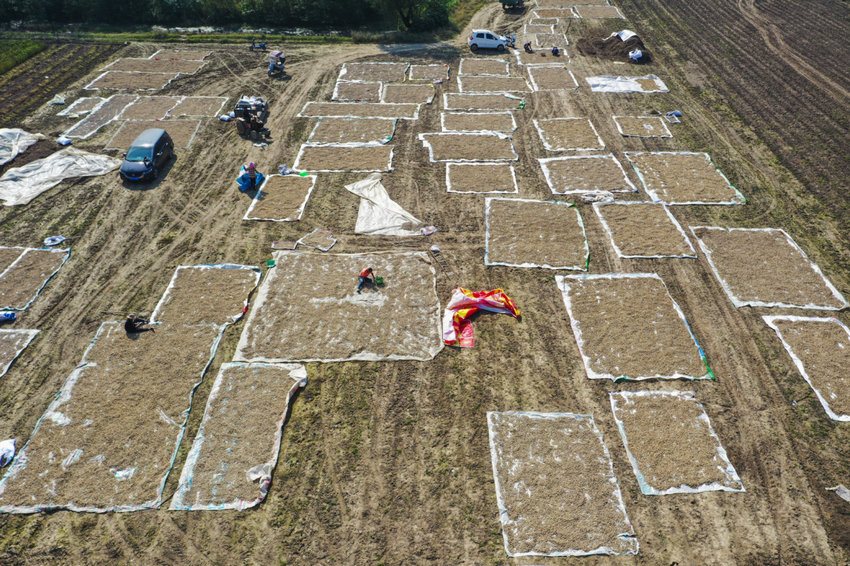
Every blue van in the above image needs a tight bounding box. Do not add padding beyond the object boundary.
[119,128,174,182]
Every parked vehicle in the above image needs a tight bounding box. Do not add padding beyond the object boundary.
[119,128,174,182]
[234,95,270,141]
[468,29,514,52]
[249,38,267,51]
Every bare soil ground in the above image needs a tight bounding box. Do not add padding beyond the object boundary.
[106,119,201,149]
[1,0,850,560]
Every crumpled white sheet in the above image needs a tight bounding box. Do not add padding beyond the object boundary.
[0,129,46,166]
[828,485,850,503]
[345,173,423,236]
[0,148,121,206]
[612,30,638,41]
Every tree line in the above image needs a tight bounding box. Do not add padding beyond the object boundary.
[0,0,455,30]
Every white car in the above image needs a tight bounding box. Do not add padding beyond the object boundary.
[468,30,511,52]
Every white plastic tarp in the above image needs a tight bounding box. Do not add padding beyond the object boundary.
[345,173,423,236]
[612,30,638,41]
[0,129,46,166]
[586,75,668,93]
[0,148,121,206]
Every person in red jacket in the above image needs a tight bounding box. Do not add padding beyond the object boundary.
[357,267,374,293]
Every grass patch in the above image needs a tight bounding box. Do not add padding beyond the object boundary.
[0,39,47,75]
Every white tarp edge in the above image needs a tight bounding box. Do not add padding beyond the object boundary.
[344,173,423,236]
[0,148,121,206]
[610,390,745,495]
[0,129,46,166]
[763,315,850,421]
[586,75,668,93]
[0,329,39,380]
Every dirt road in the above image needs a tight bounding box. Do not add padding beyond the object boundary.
[0,2,848,564]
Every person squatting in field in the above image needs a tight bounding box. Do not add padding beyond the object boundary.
[357,267,374,293]
[125,314,155,334]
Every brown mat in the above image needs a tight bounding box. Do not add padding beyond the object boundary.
[339,62,408,82]
[459,76,531,93]
[169,97,228,117]
[441,112,516,132]
[0,248,69,310]
[613,116,672,137]
[625,152,743,204]
[534,118,603,150]
[765,316,850,421]
[64,94,138,138]
[333,81,382,102]
[419,133,517,161]
[299,102,419,119]
[233,251,442,362]
[407,64,449,81]
[308,117,396,145]
[692,227,847,309]
[594,202,695,258]
[294,144,394,172]
[527,66,577,90]
[444,93,522,110]
[559,274,707,380]
[488,412,638,556]
[152,264,261,326]
[118,96,182,120]
[447,163,517,193]
[540,155,636,193]
[244,174,316,221]
[610,391,745,494]
[486,198,588,268]
[86,72,179,91]
[382,84,435,104]
[575,5,624,18]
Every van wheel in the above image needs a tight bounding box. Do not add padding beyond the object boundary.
[497,44,505,52]
[470,43,478,52]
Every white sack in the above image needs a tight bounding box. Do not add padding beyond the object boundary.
[0,439,15,467]
[615,30,638,41]
[345,173,423,236]
[0,129,46,166]
[0,148,122,206]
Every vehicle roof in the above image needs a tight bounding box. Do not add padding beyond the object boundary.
[472,29,496,33]
[130,128,167,148]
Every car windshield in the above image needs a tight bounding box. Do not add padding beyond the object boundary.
[126,147,152,162]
